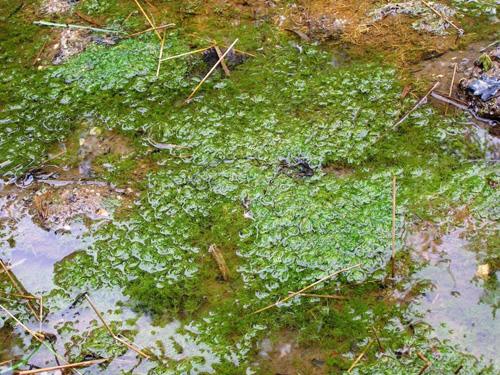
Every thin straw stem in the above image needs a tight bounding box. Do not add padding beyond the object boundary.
[0,260,40,321]
[347,338,375,372]
[122,23,174,39]
[161,45,215,61]
[0,304,81,375]
[19,359,108,375]
[391,175,396,279]
[132,0,161,40]
[248,263,361,317]
[85,295,150,359]
[185,38,238,102]
[156,28,167,77]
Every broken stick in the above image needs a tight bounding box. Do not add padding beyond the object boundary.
[417,351,432,375]
[19,359,108,375]
[209,244,231,281]
[445,63,457,115]
[214,46,231,77]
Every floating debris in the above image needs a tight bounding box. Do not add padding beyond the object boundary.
[459,47,500,121]
[476,264,491,279]
[208,244,232,282]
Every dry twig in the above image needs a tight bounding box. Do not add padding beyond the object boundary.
[186,38,238,102]
[371,326,385,354]
[445,63,457,115]
[0,291,39,300]
[132,0,161,40]
[248,263,361,316]
[421,0,464,36]
[209,244,231,281]
[156,28,167,77]
[370,82,440,146]
[417,351,432,375]
[19,359,108,375]
[347,338,375,372]
[85,295,150,359]
[33,38,50,66]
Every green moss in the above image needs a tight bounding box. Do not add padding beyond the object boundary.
[2,1,500,373]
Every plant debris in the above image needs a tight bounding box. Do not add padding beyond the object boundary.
[459,46,500,121]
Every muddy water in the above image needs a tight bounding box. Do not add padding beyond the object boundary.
[407,227,500,367]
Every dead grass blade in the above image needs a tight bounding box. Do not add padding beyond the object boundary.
[0,260,40,321]
[161,45,215,62]
[85,295,150,359]
[156,28,167,77]
[122,23,175,39]
[248,263,361,317]
[391,175,396,279]
[0,304,82,375]
[287,292,348,299]
[347,338,375,372]
[132,0,161,40]
[185,38,238,102]
[370,82,440,147]
[19,359,108,375]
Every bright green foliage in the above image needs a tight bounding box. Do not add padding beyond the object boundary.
[1,1,500,374]
[451,0,500,17]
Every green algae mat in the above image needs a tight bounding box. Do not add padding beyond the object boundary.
[1,0,500,374]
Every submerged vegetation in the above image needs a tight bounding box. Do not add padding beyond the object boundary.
[1,0,500,373]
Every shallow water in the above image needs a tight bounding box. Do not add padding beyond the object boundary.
[408,227,500,367]
[0,193,220,374]
[1,0,500,372]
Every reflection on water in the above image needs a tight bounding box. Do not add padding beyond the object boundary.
[0,199,91,294]
[408,228,500,367]
[0,193,219,374]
